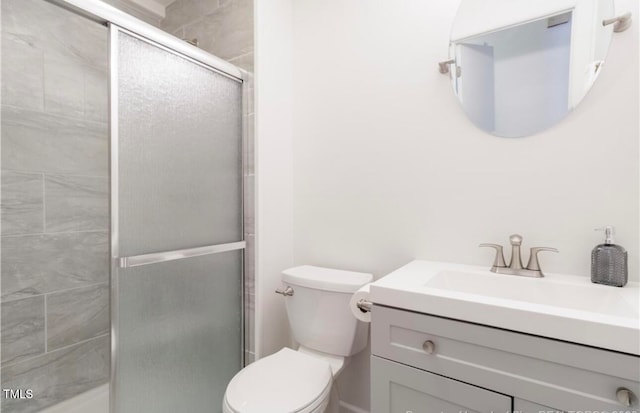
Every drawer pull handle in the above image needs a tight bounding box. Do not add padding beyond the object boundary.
[422,340,435,354]
[617,387,634,406]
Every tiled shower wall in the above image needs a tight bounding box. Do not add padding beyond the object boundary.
[0,0,110,411]
[161,0,256,363]
[242,72,255,364]
[161,0,254,73]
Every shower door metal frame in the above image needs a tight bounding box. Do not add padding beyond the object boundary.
[109,23,247,413]
[43,1,250,412]
[46,0,242,80]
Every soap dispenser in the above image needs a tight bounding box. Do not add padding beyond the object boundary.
[591,226,628,287]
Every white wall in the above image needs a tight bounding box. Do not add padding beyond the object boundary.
[254,0,294,358]
[291,0,638,411]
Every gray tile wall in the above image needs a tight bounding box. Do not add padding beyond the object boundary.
[161,0,254,73]
[102,0,163,26]
[242,72,256,364]
[0,0,110,411]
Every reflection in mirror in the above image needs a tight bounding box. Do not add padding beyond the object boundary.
[448,0,615,138]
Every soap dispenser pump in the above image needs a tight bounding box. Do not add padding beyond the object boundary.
[591,226,628,287]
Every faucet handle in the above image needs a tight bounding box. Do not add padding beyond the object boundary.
[479,243,507,269]
[526,247,558,273]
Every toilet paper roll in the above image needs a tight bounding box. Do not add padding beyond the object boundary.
[350,284,372,323]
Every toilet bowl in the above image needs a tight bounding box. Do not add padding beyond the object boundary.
[222,265,373,413]
[222,348,332,413]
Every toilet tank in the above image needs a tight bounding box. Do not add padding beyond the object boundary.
[281,266,373,357]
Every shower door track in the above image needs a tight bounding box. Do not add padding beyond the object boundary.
[45,0,243,81]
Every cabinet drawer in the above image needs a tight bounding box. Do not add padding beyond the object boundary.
[372,355,512,413]
[372,305,640,412]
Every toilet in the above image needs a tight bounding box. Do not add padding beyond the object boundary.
[222,265,373,413]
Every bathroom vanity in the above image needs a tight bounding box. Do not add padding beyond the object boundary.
[369,261,640,412]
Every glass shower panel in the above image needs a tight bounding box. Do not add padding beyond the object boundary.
[114,252,242,413]
[116,30,243,257]
[112,27,244,413]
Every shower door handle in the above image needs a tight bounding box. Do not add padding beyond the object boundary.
[118,241,246,268]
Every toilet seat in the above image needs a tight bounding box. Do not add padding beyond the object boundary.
[223,348,332,413]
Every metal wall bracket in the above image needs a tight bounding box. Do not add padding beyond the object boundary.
[438,59,456,74]
[603,11,633,33]
[438,59,461,77]
[356,299,372,313]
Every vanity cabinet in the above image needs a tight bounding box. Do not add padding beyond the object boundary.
[371,305,640,413]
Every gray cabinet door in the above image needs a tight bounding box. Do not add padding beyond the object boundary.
[372,356,512,413]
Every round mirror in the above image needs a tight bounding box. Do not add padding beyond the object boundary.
[448,0,615,137]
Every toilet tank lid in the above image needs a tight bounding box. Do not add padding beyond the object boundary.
[282,265,372,293]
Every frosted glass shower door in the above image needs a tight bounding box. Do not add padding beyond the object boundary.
[110,27,244,413]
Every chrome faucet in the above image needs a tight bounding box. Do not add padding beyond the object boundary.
[480,234,558,278]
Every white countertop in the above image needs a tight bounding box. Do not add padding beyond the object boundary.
[369,260,640,355]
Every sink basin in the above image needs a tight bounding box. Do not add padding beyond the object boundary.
[370,260,640,355]
[426,269,639,318]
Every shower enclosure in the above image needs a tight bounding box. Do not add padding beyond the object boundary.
[0,0,252,412]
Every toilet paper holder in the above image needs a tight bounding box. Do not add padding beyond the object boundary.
[356,299,372,313]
